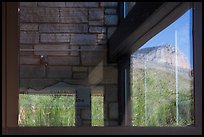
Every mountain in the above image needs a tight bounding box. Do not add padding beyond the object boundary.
[132,45,191,70]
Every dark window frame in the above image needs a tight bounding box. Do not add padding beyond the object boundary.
[2,2,202,135]
[111,2,202,134]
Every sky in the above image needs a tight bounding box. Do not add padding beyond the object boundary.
[135,9,193,68]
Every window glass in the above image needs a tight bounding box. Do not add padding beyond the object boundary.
[18,2,115,127]
[18,93,75,126]
[124,2,136,18]
[130,9,194,126]
[91,95,104,126]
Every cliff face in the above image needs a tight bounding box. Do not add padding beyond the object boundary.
[132,45,190,69]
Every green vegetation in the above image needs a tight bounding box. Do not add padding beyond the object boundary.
[131,67,194,126]
[91,96,104,126]
[18,94,104,127]
[18,94,75,126]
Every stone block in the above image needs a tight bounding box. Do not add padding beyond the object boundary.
[34,44,69,56]
[38,2,65,7]
[20,45,33,55]
[100,2,118,7]
[48,56,80,65]
[105,8,117,14]
[40,34,70,43]
[97,34,106,40]
[91,86,104,95]
[89,27,106,33]
[109,120,119,126]
[71,34,97,45]
[107,27,117,39]
[104,103,108,120]
[20,55,40,65]
[73,67,88,72]
[20,65,45,78]
[70,46,79,56]
[66,2,98,7]
[97,34,107,44]
[81,51,105,66]
[20,32,39,44]
[20,24,38,31]
[88,20,104,26]
[102,66,118,84]
[105,85,118,102]
[109,103,118,119]
[89,9,104,20]
[73,72,87,79]
[105,15,118,25]
[81,109,91,120]
[20,2,37,7]
[60,8,88,23]
[20,7,59,23]
[20,79,60,90]
[39,24,88,33]
[80,46,105,51]
[47,66,72,78]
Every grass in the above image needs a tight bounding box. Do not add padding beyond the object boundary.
[18,94,75,127]
[18,62,194,127]
[130,66,194,126]
[91,96,104,126]
[18,94,104,127]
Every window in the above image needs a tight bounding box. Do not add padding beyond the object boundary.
[123,2,136,18]
[130,9,194,126]
[109,2,201,134]
[18,93,75,126]
[3,2,202,135]
[91,95,104,126]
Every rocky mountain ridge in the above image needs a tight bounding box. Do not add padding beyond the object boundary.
[132,45,190,69]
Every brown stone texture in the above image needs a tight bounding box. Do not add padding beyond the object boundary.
[20,65,46,78]
[48,56,80,65]
[20,24,38,31]
[20,7,59,23]
[20,32,39,44]
[34,44,69,56]
[66,2,98,8]
[20,2,119,126]
[89,9,104,20]
[60,8,88,23]
[47,66,72,78]
[40,34,70,43]
[71,34,97,45]
[105,85,118,102]
[38,2,65,7]
[20,55,40,65]
[109,103,118,119]
[39,24,88,33]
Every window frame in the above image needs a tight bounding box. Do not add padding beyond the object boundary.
[112,1,202,134]
[2,2,202,135]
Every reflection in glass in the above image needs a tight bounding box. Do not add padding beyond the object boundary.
[124,2,136,18]
[130,9,194,126]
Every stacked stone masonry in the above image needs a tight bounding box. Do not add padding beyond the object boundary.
[20,2,119,126]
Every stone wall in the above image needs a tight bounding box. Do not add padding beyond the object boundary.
[19,2,119,126]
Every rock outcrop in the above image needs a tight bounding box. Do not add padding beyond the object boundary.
[132,45,190,69]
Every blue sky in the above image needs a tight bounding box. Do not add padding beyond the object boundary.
[138,9,193,68]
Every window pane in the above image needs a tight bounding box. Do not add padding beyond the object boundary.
[91,95,104,126]
[18,2,116,127]
[18,94,75,126]
[124,2,136,18]
[130,9,194,126]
